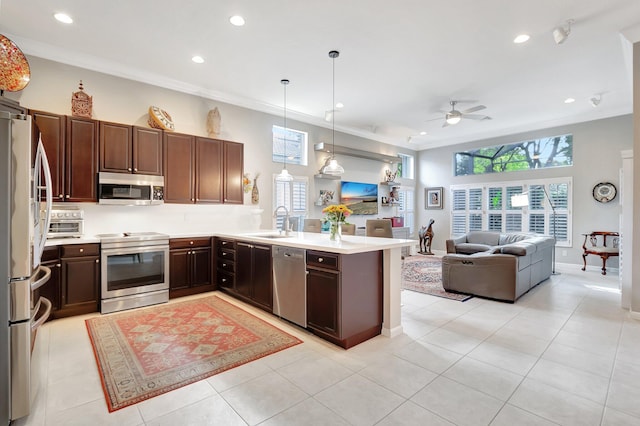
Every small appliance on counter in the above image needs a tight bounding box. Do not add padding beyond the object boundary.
[47,205,84,238]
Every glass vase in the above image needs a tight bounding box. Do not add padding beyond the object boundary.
[329,221,342,242]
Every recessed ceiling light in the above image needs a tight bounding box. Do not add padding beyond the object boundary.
[419,131,427,136]
[54,13,73,24]
[191,56,205,64]
[335,102,344,109]
[229,15,245,26]
[513,34,530,44]
[564,97,576,104]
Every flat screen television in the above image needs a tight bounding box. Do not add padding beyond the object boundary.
[340,181,378,215]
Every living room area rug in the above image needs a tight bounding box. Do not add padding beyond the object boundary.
[402,255,472,302]
[85,296,302,412]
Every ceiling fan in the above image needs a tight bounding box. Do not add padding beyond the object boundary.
[438,100,491,127]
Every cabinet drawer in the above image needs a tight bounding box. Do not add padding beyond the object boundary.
[217,238,235,249]
[61,244,100,258]
[306,250,339,270]
[217,270,234,287]
[218,248,236,261]
[42,246,60,262]
[217,258,235,273]
[170,237,211,249]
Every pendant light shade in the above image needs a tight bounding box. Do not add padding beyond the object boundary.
[322,50,344,176]
[276,78,294,182]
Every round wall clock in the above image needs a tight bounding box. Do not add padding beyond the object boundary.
[592,182,617,203]
[148,106,175,131]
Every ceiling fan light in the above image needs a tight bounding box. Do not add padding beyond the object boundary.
[446,115,461,125]
[322,158,344,175]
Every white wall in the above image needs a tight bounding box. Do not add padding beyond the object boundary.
[6,56,416,235]
[417,115,633,267]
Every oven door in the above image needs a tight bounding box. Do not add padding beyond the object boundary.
[101,244,169,300]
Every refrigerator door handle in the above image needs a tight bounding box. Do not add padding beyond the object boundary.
[31,297,52,332]
[30,265,51,292]
[34,137,53,264]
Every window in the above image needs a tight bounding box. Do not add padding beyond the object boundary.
[273,175,308,230]
[397,153,415,179]
[450,178,572,247]
[397,188,414,234]
[454,134,573,176]
[272,125,308,166]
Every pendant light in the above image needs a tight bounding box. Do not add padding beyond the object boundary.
[276,78,293,182]
[322,50,345,176]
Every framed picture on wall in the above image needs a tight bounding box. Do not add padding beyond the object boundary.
[425,187,443,209]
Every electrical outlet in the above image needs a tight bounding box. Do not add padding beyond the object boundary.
[561,250,567,257]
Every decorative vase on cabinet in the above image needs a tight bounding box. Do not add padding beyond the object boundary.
[251,177,259,204]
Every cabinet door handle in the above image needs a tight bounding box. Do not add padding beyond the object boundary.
[58,194,63,199]
[224,198,228,202]
[79,248,84,253]
[318,257,324,262]
[95,259,99,263]
[128,167,132,171]
[191,198,195,202]
[222,241,227,245]
[222,263,227,267]
[65,195,70,199]
[56,263,61,268]
[134,168,138,172]
[222,252,227,256]
[190,241,194,245]
[221,278,227,283]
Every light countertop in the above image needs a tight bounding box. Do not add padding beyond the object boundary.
[47,230,414,254]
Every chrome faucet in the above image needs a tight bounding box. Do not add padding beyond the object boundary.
[273,205,291,236]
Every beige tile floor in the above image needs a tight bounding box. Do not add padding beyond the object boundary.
[14,263,640,426]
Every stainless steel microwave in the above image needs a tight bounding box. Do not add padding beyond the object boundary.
[98,172,164,205]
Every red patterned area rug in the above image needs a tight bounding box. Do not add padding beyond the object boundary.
[85,296,302,412]
[402,256,472,302]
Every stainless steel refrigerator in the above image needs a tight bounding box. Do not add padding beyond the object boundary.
[1,101,53,424]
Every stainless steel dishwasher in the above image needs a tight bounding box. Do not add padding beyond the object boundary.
[272,246,307,327]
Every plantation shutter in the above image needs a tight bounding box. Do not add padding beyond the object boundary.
[451,189,467,236]
[273,176,308,229]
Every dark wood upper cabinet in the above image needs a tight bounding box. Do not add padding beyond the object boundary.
[223,141,244,204]
[66,116,99,202]
[31,110,66,201]
[100,123,162,175]
[163,132,195,203]
[133,126,163,175]
[100,121,131,173]
[195,137,223,204]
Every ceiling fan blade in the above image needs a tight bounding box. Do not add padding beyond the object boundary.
[463,114,492,120]
[442,120,450,128]
[461,105,486,114]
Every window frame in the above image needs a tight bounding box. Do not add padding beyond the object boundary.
[272,174,309,230]
[450,177,572,247]
[272,125,308,166]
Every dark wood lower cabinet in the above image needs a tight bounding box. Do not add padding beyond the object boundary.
[217,239,272,312]
[306,250,382,349]
[58,244,100,318]
[169,237,214,299]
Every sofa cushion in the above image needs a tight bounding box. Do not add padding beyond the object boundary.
[456,243,493,254]
[466,231,501,246]
[499,233,533,245]
[501,243,536,256]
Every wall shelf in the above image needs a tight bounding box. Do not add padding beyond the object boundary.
[314,143,400,164]
[314,173,341,180]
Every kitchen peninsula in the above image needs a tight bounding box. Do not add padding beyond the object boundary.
[216,231,412,348]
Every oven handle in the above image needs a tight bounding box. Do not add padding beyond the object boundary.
[101,244,169,256]
[30,265,51,292]
[31,297,52,332]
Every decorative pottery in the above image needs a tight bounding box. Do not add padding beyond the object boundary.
[251,177,259,204]
[71,80,93,118]
[0,34,31,92]
[206,107,221,137]
[148,106,175,131]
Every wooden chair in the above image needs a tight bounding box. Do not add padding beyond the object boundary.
[366,219,393,238]
[302,219,322,233]
[341,223,356,235]
[581,231,619,275]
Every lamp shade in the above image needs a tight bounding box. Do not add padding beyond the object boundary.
[322,158,344,175]
[276,168,293,182]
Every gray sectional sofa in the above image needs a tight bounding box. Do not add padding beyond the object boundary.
[443,231,554,302]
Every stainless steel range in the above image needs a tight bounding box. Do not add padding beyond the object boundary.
[98,232,169,314]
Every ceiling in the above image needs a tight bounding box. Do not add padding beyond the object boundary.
[2,0,640,150]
